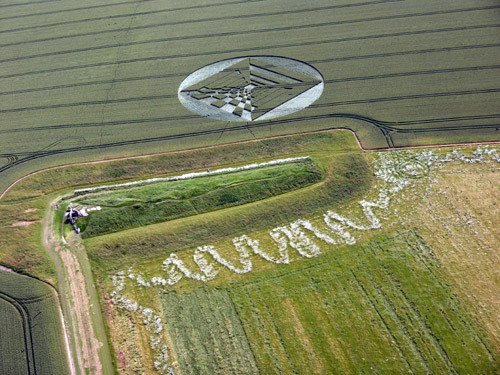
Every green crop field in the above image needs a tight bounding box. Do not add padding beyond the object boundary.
[162,232,494,374]
[0,295,27,375]
[0,1,499,374]
[237,232,494,374]
[0,270,69,375]
[162,288,259,374]
[0,0,499,193]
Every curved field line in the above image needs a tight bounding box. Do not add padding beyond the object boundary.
[13,292,55,304]
[387,114,500,126]
[0,0,157,21]
[393,124,500,133]
[0,291,36,374]
[1,22,497,80]
[0,113,390,173]
[1,64,498,115]
[2,127,499,202]
[1,112,498,174]
[1,42,498,98]
[0,5,497,64]
[1,91,499,136]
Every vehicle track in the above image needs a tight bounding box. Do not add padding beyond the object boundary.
[2,64,498,114]
[2,22,497,80]
[2,41,499,97]
[0,0,400,44]
[0,291,37,374]
[2,111,499,173]
[1,5,497,64]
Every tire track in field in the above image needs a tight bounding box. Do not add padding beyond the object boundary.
[386,114,500,126]
[0,291,37,374]
[1,64,498,114]
[1,40,498,97]
[0,4,497,64]
[0,0,61,9]
[313,88,500,107]
[1,100,498,136]
[0,0,404,48]
[0,0,267,34]
[0,0,157,21]
[1,23,497,80]
[393,124,499,133]
[0,99,500,137]
[0,113,498,173]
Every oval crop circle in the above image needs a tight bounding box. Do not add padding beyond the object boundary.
[178,56,324,122]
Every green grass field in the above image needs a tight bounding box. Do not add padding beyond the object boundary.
[94,142,497,374]
[69,158,322,237]
[162,288,258,374]
[0,130,367,374]
[0,0,499,193]
[241,232,493,374]
[161,232,494,374]
[83,132,370,270]
[0,270,69,375]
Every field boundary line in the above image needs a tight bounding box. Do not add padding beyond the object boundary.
[0,129,362,200]
[1,113,500,174]
[0,268,77,375]
[2,126,499,201]
[0,290,36,374]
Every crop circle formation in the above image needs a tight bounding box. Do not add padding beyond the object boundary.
[178,56,324,122]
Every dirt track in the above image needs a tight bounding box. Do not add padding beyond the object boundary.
[42,199,102,375]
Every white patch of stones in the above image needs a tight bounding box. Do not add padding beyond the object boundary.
[73,156,310,196]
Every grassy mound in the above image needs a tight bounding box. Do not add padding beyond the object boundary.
[74,159,322,237]
[86,156,371,269]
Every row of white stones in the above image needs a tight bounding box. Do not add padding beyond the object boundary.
[74,156,310,195]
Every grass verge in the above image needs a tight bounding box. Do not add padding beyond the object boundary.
[71,158,322,237]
